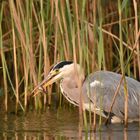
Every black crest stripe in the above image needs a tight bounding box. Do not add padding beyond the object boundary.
[53,61,73,70]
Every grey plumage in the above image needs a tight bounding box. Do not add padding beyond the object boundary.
[83,71,140,120]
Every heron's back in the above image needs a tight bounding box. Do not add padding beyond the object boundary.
[84,71,140,119]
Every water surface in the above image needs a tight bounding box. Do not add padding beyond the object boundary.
[0,107,139,140]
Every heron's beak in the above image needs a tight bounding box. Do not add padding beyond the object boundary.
[32,70,61,97]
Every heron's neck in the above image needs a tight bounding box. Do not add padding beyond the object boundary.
[61,70,85,89]
[60,71,85,106]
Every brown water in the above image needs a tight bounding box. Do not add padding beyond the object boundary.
[0,107,139,140]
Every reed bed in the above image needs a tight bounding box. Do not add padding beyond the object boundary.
[0,0,140,129]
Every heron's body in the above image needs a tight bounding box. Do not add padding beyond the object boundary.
[33,61,140,123]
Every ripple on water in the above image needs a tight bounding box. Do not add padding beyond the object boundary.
[0,108,140,140]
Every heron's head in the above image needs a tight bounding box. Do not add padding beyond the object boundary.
[33,61,84,95]
[44,61,74,86]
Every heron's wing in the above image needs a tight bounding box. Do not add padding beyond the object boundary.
[83,71,140,119]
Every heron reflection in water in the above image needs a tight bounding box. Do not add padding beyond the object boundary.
[32,61,140,123]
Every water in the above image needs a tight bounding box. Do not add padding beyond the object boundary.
[0,107,139,140]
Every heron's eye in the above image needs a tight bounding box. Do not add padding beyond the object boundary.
[55,69,59,73]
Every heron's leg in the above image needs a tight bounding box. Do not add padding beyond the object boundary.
[104,111,117,125]
[104,111,112,125]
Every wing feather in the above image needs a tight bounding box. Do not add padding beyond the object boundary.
[83,71,140,119]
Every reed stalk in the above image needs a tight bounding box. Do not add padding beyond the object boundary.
[40,0,51,106]
[0,3,8,112]
[133,0,140,79]
[118,0,128,127]
[12,21,19,113]
[92,0,97,132]
[97,0,105,130]
[133,0,140,130]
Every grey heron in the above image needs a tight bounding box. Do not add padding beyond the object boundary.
[33,61,140,123]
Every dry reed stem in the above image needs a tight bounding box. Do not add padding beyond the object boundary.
[105,76,123,124]
[93,0,97,131]
[118,0,128,126]
[4,75,8,112]
[103,16,137,27]
[88,22,138,55]
[133,0,140,129]
[12,25,19,113]
[9,0,26,48]
[28,32,38,86]
[40,0,50,105]
[124,128,128,140]
[3,62,8,111]
[54,0,58,63]
[60,1,70,59]
[1,49,8,112]
[75,0,81,59]
[10,0,38,86]
[93,90,96,131]
[0,4,8,112]
[124,78,128,127]
[133,0,140,79]
[10,0,38,109]
[24,57,29,109]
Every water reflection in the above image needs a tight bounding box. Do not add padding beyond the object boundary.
[0,107,139,140]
